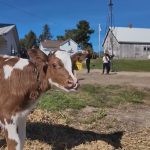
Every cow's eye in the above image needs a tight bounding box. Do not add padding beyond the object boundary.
[52,63,57,68]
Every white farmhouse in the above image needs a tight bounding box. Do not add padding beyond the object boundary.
[0,24,19,55]
[39,38,81,55]
[103,27,150,59]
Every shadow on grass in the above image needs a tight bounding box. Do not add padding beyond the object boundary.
[26,122,124,150]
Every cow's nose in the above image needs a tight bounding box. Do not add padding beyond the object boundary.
[74,81,80,90]
[67,80,74,87]
[65,78,79,90]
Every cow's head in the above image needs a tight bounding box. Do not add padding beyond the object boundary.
[27,49,79,92]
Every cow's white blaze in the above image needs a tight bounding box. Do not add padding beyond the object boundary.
[48,79,69,92]
[55,51,78,83]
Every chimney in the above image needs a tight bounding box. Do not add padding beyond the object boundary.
[128,24,133,28]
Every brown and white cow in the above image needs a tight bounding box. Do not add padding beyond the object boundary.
[47,50,86,76]
[0,48,79,150]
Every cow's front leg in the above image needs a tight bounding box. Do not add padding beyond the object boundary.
[17,116,26,148]
[4,116,26,150]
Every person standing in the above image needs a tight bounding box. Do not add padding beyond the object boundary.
[102,53,110,74]
[85,50,91,73]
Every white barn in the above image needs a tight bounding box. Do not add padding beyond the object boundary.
[39,38,81,55]
[0,24,19,55]
[103,27,150,59]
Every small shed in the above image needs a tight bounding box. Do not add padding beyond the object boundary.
[103,27,150,59]
[0,24,19,55]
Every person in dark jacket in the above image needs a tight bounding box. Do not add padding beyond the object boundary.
[85,50,91,73]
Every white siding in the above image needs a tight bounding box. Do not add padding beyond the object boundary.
[39,44,50,55]
[0,30,18,55]
[103,29,150,59]
[103,31,120,58]
[60,40,78,54]
[39,39,79,55]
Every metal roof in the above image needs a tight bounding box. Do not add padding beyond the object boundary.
[111,27,150,43]
[0,24,15,35]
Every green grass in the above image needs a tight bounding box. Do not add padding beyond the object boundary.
[38,90,87,111]
[90,58,150,72]
[38,84,149,111]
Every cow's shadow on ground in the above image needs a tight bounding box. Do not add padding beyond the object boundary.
[26,122,124,150]
[0,138,6,148]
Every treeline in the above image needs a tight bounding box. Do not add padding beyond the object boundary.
[19,20,94,53]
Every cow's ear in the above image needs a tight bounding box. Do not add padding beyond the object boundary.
[27,48,48,66]
[48,50,57,56]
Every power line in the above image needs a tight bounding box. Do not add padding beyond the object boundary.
[0,0,48,22]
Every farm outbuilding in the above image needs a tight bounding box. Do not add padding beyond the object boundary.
[103,27,150,59]
[0,24,19,55]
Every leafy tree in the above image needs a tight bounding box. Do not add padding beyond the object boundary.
[75,20,94,50]
[19,39,26,49]
[56,20,94,50]
[39,24,52,41]
[19,30,37,50]
[24,30,37,49]
[56,35,65,41]
[64,29,78,41]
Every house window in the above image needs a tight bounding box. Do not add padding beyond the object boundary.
[147,47,150,51]
[144,47,147,51]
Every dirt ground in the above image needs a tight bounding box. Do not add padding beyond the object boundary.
[77,69,150,89]
[0,69,150,150]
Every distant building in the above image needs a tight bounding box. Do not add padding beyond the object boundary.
[103,27,150,59]
[0,24,19,55]
[39,38,81,55]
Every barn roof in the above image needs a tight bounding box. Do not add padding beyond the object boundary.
[111,27,150,44]
[0,24,15,35]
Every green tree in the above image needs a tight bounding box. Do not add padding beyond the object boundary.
[19,39,26,49]
[56,35,65,41]
[75,20,94,50]
[64,29,78,41]
[39,24,52,41]
[19,30,37,49]
[56,20,94,50]
[24,30,37,49]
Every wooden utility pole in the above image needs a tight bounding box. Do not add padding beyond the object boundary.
[109,0,113,56]
[108,0,115,71]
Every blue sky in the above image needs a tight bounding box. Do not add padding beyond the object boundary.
[0,0,150,52]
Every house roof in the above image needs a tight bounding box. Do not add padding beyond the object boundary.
[60,38,78,46]
[41,38,78,48]
[110,27,150,44]
[41,40,63,48]
[0,24,15,35]
[0,23,19,49]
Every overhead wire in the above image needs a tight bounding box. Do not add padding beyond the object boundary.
[0,0,48,22]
